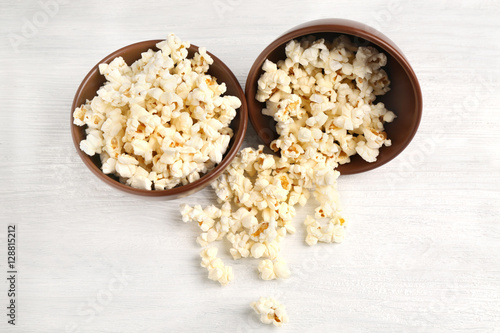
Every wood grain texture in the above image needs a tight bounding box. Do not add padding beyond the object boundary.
[1,0,499,332]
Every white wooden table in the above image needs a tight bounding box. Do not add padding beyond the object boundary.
[1,0,499,332]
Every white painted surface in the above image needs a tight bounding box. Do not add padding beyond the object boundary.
[1,0,499,332]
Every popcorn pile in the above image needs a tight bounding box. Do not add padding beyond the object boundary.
[257,35,395,164]
[73,34,241,190]
[200,247,234,286]
[180,145,343,286]
[180,35,395,327]
[250,297,289,327]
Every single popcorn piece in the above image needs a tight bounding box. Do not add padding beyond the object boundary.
[304,215,346,246]
[73,34,241,190]
[258,258,291,280]
[200,247,234,286]
[251,296,289,327]
[79,129,103,156]
[115,153,139,179]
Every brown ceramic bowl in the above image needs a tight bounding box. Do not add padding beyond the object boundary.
[71,40,248,198]
[245,18,422,175]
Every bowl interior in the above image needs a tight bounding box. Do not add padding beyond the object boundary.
[246,24,422,175]
[71,40,247,198]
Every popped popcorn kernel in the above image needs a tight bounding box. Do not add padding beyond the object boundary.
[258,258,291,280]
[251,297,289,327]
[200,247,234,286]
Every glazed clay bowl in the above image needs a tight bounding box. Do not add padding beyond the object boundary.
[245,18,423,175]
[71,40,248,198]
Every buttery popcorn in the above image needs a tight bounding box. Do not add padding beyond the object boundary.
[258,258,291,280]
[73,34,241,190]
[304,215,346,246]
[200,247,234,286]
[250,297,289,327]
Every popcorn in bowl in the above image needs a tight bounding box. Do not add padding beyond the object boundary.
[73,34,241,190]
[257,35,396,167]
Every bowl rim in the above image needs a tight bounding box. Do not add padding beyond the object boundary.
[71,39,248,197]
[245,18,423,174]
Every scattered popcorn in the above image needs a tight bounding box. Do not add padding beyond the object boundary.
[200,247,234,286]
[304,215,346,246]
[181,147,298,279]
[73,34,241,190]
[251,296,289,327]
[258,258,291,280]
[180,146,347,284]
